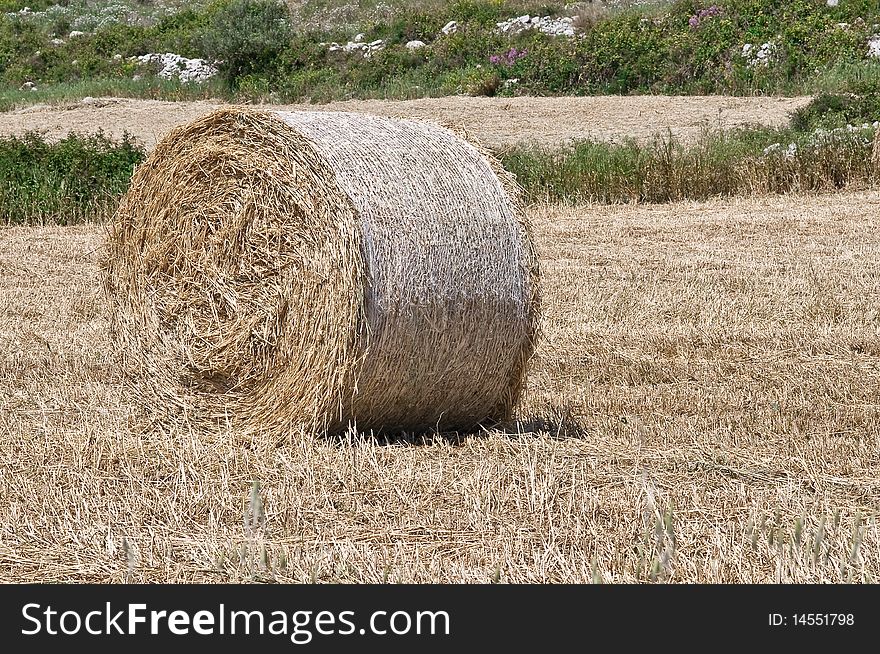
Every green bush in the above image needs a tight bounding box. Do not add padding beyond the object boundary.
[461,65,501,96]
[572,12,672,94]
[148,7,214,58]
[792,77,880,131]
[0,0,56,12]
[365,8,445,45]
[199,0,293,87]
[0,15,45,85]
[424,25,507,73]
[0,131,145,224]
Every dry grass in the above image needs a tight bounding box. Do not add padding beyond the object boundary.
[1,191,879,583]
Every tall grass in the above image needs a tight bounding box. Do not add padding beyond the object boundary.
[0,77,226,112]
[502,127,879,204]
[0,131,145,224]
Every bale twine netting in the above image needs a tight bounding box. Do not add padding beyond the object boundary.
[102,108,541,436]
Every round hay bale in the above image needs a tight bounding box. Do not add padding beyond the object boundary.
[102,108,540,436]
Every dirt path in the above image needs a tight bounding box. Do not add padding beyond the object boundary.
[2,95,811,151]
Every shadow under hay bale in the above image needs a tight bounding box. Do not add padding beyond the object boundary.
[102,108,541,437]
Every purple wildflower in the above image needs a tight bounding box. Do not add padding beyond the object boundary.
[689,5,722,28]
[490,47,527,67]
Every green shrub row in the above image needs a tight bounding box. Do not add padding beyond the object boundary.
[0,131,144,224]
[501,125,878,204]
[2,123,876,224]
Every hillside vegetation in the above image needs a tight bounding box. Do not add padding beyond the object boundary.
[1,0,880,105]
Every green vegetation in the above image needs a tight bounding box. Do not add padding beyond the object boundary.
[2,0,880,104]
[5,117,876,224]
[200,0,293,87]
[0,131,144,224]
[792,75,880,131]
[502,124,878,203]
[0,77,224,111]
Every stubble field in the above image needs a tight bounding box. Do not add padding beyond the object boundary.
[1,190,878,583]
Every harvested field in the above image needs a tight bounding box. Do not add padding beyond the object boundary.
[1,190,878,583]
[0,95,812,152]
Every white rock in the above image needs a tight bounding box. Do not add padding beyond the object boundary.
[827,0,839,6]
[50,38,64,45]
[136,52,218,83]
[69,30,85,38]
[742,41,775,67]
[441,20,458,35]
[354,33,364,42]
[112,54,122,61]
[495,15,576,37]
[19,81,36,91]
[405,40,426,50]
[364,41,385,58]
[80,96,97,105]
[330,37,387,56]
[869,35,880,58]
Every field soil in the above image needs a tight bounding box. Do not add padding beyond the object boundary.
[1,190,878,582]
[2,95,811,151]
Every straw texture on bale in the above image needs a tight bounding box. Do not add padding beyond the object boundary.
[102,108,540,436]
